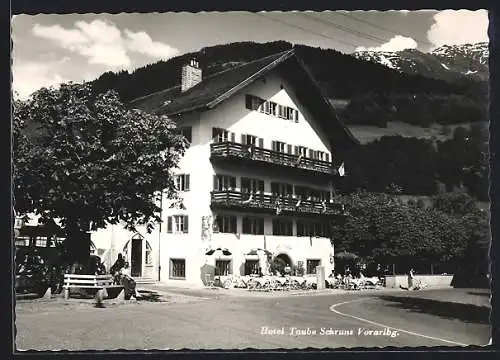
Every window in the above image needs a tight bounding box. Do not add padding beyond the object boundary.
[263,101,271,114]
[312,151,325,161]
[306,259,321,274]
[270,102,277,116]
[213,175,236,191]
[295,185,311,200]
[213,215,237,234]
[285,107,299,122]
[277,105,286,119]
[272,219,293,236]
[245,94,264,110]
[166,215,189,234]
[242,217,264,235]
[272,140,287,153]
[295,146,308,157]
[241,134,257,146]
[176,126,192,143]
[212,127,234,143]
[15,236,30,247]
[174,174,190,191]
[215,260,232,276]
[245,260,259,275]
[34,236,48,247]
[271,182,293,198]
[241,177,264,194]
[320,190,331,202]
[309,189,321,202]
[170,258,186,279]
[297,220,327,237]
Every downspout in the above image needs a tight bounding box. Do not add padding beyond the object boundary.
[157,191,163,282]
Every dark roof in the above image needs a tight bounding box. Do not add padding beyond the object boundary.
[130,51,293,115]
[130,49,359,150]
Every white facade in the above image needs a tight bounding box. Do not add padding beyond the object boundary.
[92,70,339,285]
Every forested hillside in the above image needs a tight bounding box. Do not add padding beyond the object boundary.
[89,41,489,201]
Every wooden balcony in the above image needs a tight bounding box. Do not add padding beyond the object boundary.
[210,142,336,176]
[210,190,343,217]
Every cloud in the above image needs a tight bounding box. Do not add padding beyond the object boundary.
[124,29,179,58]
[32,19,179,69]
[355,35,418,52]
[12,59,70,100]
[427,10,488,48]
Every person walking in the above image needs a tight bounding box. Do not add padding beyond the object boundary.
[408,268,415,290]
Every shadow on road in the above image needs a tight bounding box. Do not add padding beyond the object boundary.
[378,295,490,325]
[137,290,166,302]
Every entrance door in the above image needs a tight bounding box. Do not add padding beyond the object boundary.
[131,237,143,277]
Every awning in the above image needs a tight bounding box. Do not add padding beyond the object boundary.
[244,254,259,260]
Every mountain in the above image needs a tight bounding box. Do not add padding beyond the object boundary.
[91,41,486,104]
[354,42,489,83]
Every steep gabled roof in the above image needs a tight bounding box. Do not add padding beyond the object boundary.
[130,49,359,150]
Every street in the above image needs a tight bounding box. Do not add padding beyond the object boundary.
[15,288,490,350]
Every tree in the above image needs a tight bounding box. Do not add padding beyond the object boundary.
[331,191,468,274]
[13,83,187,266]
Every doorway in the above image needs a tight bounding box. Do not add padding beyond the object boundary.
[131,236,143,277]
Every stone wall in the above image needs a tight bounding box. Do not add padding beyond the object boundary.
[385,275,454,289]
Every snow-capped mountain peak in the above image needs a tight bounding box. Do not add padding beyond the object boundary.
[353,42,488,82]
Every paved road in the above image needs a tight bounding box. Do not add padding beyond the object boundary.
[15,288,490,350]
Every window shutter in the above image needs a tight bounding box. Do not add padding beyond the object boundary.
[294,145,299,155]
[258,138,264,148]
[285,144,292,154]
[185,174,190,191]
[167,217,172,233]
[241,134,247,145]
[325,153,330,162]
[245,94,253,110]
[212,127,218,141]
[308,149,314,158]
[230,132,235,142]
[259,180,264,193]
[183,216,189,233]
[271,140,276,151]
[230,176,236,190]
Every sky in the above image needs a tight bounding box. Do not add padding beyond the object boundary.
[11,10,489,100]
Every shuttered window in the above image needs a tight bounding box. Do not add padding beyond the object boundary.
[166,215,189,234]
[212,127,232,143]
[174,174,190,191]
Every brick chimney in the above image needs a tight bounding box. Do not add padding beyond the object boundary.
[181,59,202,92]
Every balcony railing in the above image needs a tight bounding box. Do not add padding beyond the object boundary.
[210,142,335,175]
[211,190,342,217]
